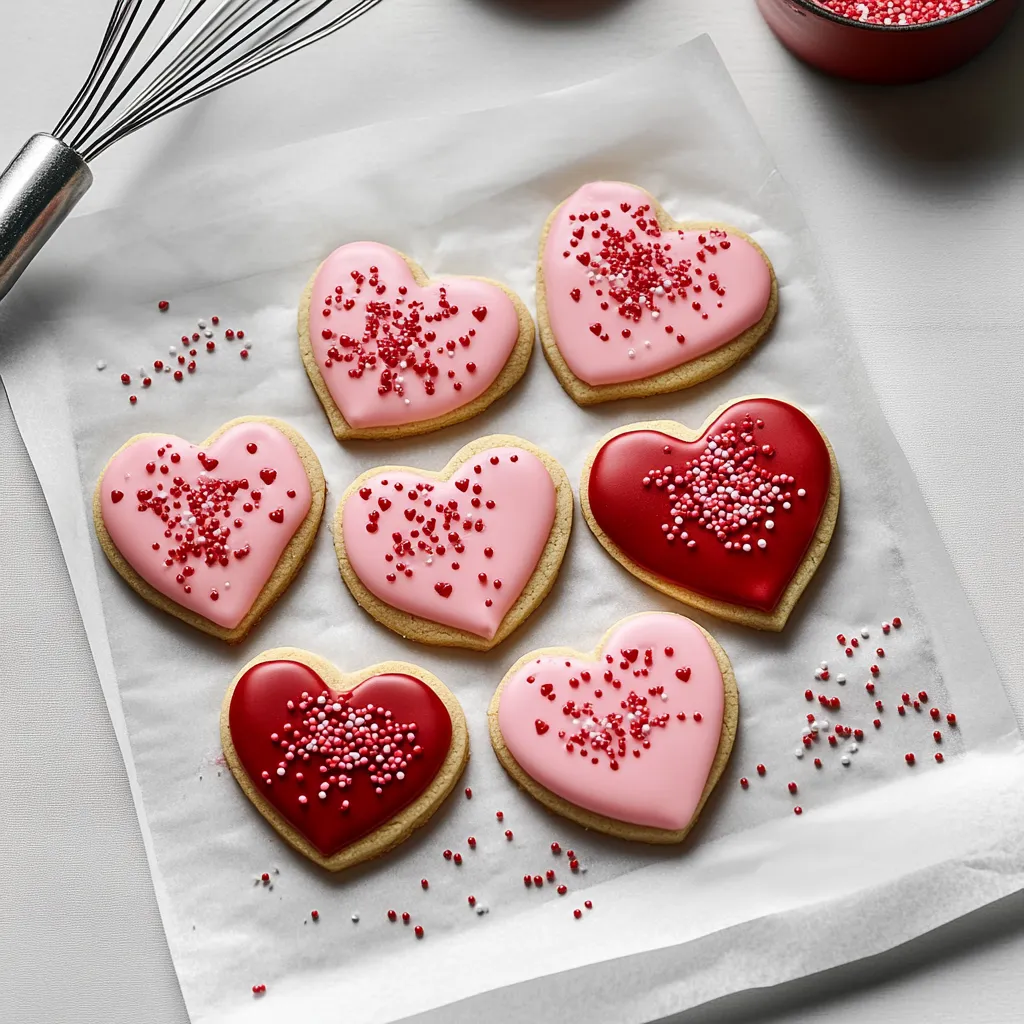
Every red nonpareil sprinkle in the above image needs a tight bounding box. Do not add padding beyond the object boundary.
[495,810,503,820]
[851,637,859,648]
[206,340,215,351]
[523,875,532,887]
[836,634,846,645]
[813,758,822,768]
[401,912,410,924]
[875,700,884,711]
[820,670,830,681]
[129,395,137,404]
[557,884,567,895]
[584,900,593,910]
[788,781,797,794]
[453,852,463,865]
[866,682,875,694]
[504,830,513,841]
[443,849,452,860]
[467,837,476,848]
[421,879,429,889]
[756,763,766,776]
[468,895,476,906]
[573,909,582,919]
[918,690,928,701]
[876,647,885,657]
[739,777,749,789]
[252,984,266,995]
[570,859,580,872]
[240,349,249,360]
[947,713,957,726]
[414,925,424,938]
[211,316,219,325]
[898,705,906,716]
[566,850,575,859]
[829,697,841,710]
[874,719,882,729]
[935,752,945,763]
[158,300,169,311]
[902,692,911,704]
[892,617,902,628]
[226,329,235,339]
[882,622,891,634]
[828,735,838,746]
[120,373,131,385]
[465,787,472,799]
[237,330,244,339]
[929,707,941,720]
[533,875,543,887]
[546,869,556,882]
[387,910,397,921]
[310,909,319,921]
[933,731,943,743]
[905,752,916,765]
[551,842,561,854]
[804,689,814,701]
[794,806,803,816]
[870,665,880,676]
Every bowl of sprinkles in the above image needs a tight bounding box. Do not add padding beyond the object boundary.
[756,0,1018,83]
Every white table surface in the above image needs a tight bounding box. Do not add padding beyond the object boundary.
[1,2,1022,1022]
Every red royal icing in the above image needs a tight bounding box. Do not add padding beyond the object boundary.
[587,399,831,612]
[227,660,452,857]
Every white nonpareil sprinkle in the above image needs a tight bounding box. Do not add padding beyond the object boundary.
[795,747,804,759]
[203,328,214,338]
[836,674,846,685]
[861,627,870,638]
[96,359,106,371]
[351,913,360,923]
[197,319,207,329]
[841,755,851,766]
[169,345,177,355]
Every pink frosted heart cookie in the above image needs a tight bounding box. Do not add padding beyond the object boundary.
[334,436,573,650]
[489,612,738,842]
[94,417,325,642]
[538,181,777,405]
[299,241,534,440]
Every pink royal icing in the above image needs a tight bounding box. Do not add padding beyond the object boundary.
[341,447,556,638]
[99,422,312,629]
[498,613,726,830]
[542,182,771,386]
[309,242,521,428]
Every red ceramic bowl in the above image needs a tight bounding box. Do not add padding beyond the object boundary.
[756,0,1019,83]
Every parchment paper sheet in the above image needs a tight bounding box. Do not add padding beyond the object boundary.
[2,36,1022,1024]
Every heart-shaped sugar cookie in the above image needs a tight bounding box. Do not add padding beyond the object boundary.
[335,436,573,650]
[489,613,737,842]
[222,648,469,870]
[299,241,534,439]
[94,417,325,642]
[581,397,840,631]
[538,181,776,404]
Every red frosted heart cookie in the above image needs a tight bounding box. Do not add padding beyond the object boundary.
[222,649,468,870]
[489,612,737,842]
[538,181,777,405]
[334,435,573,650]
[581,397,840,630]
[299,241,534,439]
[93,417,325,642]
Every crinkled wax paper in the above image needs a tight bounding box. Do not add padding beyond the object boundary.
[2,36,1022,1024]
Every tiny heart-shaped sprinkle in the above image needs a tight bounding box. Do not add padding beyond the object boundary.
[110,489,124,504]
[359,487,372,500]
[268,508,285,524]
[535,719,549,735]
[434,582,453,598]
[260,468,277,485]
[676,667,691,682]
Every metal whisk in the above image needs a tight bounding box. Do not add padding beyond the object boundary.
[0,0,383,302]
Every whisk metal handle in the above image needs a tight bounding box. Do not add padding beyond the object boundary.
[0,134,92,303]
